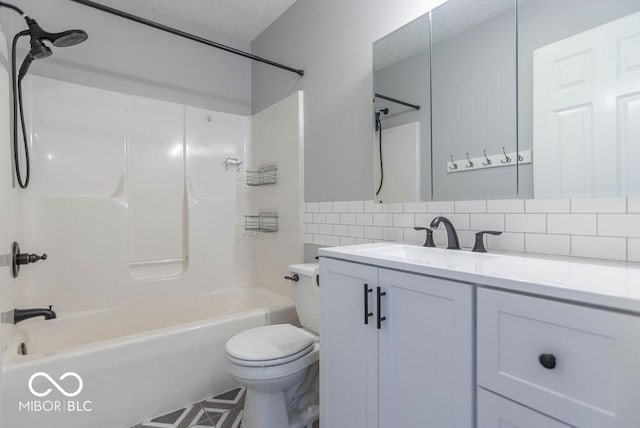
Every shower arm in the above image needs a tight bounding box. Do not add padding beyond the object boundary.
[374,93,421,111]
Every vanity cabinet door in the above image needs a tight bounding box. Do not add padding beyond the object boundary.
[377,269,473,428]
[477,389,571,428]
[320,259,379,428]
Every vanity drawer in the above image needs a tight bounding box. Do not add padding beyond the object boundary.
[477,388,570,428]
[477,289,640,428]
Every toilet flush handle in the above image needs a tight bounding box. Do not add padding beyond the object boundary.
[284,274,299,282]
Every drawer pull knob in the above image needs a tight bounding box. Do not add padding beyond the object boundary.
[539,353,556,370]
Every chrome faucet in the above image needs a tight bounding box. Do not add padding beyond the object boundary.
[430,216,460,250]
[13,306,56,324]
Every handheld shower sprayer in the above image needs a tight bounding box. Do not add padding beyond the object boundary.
[0,1,88,189]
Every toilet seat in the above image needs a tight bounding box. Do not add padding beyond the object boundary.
[226,324,317,367]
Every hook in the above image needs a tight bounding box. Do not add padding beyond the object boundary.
[482,149,492,166]
[465,153,474,169]
[518,153,524,162]
[449,155,458,170]
[501,147,512,164]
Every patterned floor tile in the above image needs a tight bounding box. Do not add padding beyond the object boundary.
[133,386,316,428]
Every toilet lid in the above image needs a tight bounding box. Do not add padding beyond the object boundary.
[226,324,316,363]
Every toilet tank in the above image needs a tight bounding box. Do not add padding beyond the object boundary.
[289,263,320,335]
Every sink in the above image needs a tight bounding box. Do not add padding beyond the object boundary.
[353,244,499,267]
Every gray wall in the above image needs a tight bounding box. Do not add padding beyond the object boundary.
[374,50,431,201]
[252,0,446,202]
[5,0,252,114]
[431,5,518,201]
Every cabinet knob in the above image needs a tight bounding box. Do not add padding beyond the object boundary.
[538,353,556,370]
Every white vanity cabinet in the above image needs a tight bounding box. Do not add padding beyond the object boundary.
[477,288,640,428]
[320,258,473,428]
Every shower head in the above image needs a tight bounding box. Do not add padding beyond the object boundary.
[25,17,88,48]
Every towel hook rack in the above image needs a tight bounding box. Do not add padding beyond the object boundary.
[465,153,474,168]
[501,147,512,164]
[482,150,492,166]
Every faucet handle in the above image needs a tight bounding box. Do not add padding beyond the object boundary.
[472,231,502,253]
[414,227,436,248]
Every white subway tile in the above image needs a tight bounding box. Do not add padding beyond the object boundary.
[547,214,596,235]
[364,200,383,213]
[442,214,470,230]
[571,197,626,213]
[427,201,454,213]
[628,239,640,262]
[382,203,404,213]
[318,202,333,212]
[383,227,404,241]
[458,230,477,249]
[486,232,525,252]
[312,213,326,224]
[373,213,393,227]
[455,200,487,213]
[571,236,626,261]
[312,235,326,245]
[307,202,319,213]
[415,213,436,227]
[525,234,570,256]
[306,223,319,234]
[340,236,356,246]
[303,213,313,224]
[319,224,332,235]
[525,198,570,213]
[598,214,640,238]
[628,197,640,213]
[326,213,340,224]
[325,235,341,247]
[340,213,356,225]
[347,200,364,213]
[332,224,347,236]
[332,201,348,213]
[348,225,365,238]
[487,199,524,213]
[505,214,546,233]
[303,234,313,244]
[393,213,415,228]
[356,213,373,226]
[403,202,428,213]
[356,238,373,245]
[403,227,425,245]
[365,226,383,240]
[470,214,504,231]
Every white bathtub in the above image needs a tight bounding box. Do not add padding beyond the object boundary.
[1,287,297,428]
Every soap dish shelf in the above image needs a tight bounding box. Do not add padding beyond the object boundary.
[246,163,277,186]
[245,212,278,233]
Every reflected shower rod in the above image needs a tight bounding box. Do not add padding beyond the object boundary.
[68,0,304,76]
[374,93,420,111]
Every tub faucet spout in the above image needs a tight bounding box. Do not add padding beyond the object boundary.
[13,306,56,324]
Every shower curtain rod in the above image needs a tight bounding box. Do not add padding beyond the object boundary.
[68,0,304,76]
[374,93,420,111]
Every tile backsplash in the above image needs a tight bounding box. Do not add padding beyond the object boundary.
[304,197,640,263]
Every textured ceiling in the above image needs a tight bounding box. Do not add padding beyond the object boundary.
[374,0,515,71]
[98,0,298,42]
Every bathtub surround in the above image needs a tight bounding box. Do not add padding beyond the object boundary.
[305,197,640,262]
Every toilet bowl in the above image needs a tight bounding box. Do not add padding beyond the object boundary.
[226,264,320,428]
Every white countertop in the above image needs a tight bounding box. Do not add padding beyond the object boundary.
[319,243,640,314]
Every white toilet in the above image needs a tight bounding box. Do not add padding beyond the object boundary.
[225,263,320,428]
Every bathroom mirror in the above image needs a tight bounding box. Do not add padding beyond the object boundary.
[372,13,430,203]
[517,0,640,199]
[430,0,518,201]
